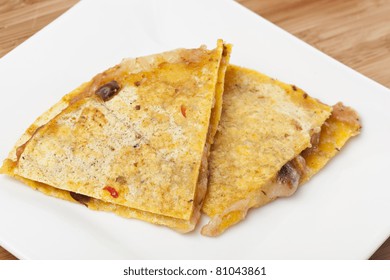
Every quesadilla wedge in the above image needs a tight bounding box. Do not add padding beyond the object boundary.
[201,65,361,236]
[1,40,231,232]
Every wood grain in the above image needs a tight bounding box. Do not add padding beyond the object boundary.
[0,0,79,57]
[0,0,389,260]
[238,0,390,87]
[0,247,17,260]
[0,0,78,261]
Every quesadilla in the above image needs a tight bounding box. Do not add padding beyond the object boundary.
[201,65,361,236]
[1,40,231,232]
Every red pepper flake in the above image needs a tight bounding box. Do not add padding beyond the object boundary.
[103,186,119,198]
[181,105,187,118]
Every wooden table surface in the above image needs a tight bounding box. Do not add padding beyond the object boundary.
[0,0,389,260]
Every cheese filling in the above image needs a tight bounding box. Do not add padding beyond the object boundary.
[1,41,232,233]
[201,102,361,237]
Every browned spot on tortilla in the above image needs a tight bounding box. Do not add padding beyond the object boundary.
[291,119,302,131]
[292,85,297,91]
[115,176,127,184]
[332,102,361,128]
[15,125,44,161]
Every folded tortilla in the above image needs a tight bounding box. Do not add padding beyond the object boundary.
[201,65,361,236]
[1,40,231,232]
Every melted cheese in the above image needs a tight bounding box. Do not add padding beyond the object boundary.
[201,66,361,237]
[1,40,231,232]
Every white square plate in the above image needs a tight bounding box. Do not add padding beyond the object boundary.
[0,0,389,259]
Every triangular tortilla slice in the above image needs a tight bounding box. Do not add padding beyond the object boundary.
[201,65,361,236]
[1,40,232,232]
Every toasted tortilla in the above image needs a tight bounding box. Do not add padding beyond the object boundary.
[1,40,231,232]
[201,65,361,236]
[300,102,361,183]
